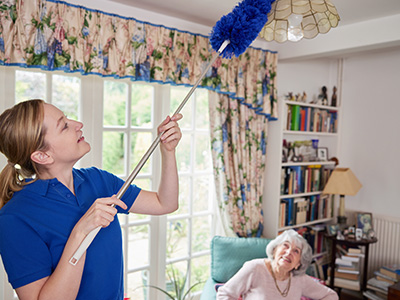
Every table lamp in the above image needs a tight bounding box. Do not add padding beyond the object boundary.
[322,168,362,229]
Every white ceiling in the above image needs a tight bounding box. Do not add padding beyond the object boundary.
[107,0,400,28]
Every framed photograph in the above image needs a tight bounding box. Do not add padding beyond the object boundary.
[317,147,328,161]
[327,224,338,236]
[356,212,373,235]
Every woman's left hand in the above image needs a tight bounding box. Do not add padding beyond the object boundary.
[158,114,182,152]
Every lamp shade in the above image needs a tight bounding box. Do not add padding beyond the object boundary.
[322,168,362,196]
[259,0,340,43]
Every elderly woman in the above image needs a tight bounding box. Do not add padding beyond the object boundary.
[217,229,338,299]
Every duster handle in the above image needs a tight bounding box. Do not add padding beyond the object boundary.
[69,40,230,265]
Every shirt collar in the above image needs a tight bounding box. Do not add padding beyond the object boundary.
[24,169,85,198]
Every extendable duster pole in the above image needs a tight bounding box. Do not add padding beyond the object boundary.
[69,40,230,265]
[70,0,274,265]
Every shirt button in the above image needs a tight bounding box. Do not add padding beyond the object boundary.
[66,194,71,198]
[51,183,56,187]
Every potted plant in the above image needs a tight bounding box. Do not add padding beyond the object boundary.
[139,263,204,300]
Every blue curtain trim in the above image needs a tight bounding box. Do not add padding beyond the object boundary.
[1,60,277,121]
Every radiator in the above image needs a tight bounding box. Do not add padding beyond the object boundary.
[367,214,400,277]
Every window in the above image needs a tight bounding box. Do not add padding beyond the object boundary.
[102,83,216,299]
[2,67,216,300]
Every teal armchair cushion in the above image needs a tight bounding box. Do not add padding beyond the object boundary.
[211,235,272,283]
[201,236,272,300]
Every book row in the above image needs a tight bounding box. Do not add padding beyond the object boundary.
[279,195,334,227]
[364,263,400,299]
[280,165,333,195]
[286,105,338,133]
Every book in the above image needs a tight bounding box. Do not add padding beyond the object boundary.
[341,255,361,263]
[380,263,400,280]
[337,268,359,275]
[367,284,388,296]
[374,270,398,284]
[295,197,307,225]
[328,276,360,291]
[367,277,392,293]
[287,198,294,226]
[376,275,397,285]
[348,247,362,254]
[335,270,359,281]
[335,258,354,267]
[363,290,386,300]
[291,105,300,131]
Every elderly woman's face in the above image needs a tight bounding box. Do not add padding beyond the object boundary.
[273,240,302,271]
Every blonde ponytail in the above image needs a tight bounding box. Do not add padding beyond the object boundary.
[0,99,46,208]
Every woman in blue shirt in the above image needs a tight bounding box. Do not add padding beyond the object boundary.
[0,99,182,300]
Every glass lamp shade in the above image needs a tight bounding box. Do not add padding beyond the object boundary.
[259,0,340,43]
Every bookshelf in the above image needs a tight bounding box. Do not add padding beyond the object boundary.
[263,97,341,246]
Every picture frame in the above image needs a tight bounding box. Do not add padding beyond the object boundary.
[317,147,328,161]
[327,224,338,236]
[356,212,373,235]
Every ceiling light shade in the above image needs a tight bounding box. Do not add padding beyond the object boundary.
[259,0,340,43]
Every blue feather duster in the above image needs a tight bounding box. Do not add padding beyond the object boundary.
[210,0,275,58]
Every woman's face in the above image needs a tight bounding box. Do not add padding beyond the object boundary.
[42,103,90,166]
[273,240,302,272]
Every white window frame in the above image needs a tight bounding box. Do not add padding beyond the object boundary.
[0,66,216,300]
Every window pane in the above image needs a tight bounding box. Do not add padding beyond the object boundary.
[195,133,211,171]
[195,89,209,129]
[52,75,80,120]
[193,176,212,212]
[176,134,191,172]
[15,71,46,103]
[128,225,149,270]
[192,215,212,253]
[104,81,127,126]
[102,132,125,175]
[191,256,210,293]
[167,219,188,260]
[171,176,190,216]
[130,132,152,174]
[127,270,147,300]
[170,87,192,129]
[131,84,153,128]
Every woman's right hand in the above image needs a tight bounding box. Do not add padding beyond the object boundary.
[74,195,127,236]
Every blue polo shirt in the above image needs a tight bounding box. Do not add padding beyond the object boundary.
[0,167,141,299]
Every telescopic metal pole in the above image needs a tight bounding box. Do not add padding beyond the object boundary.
[69,40,230,265]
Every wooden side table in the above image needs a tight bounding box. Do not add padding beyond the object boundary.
[388,281,400,300]
[325,235,378,292]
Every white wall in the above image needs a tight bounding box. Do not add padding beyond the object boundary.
[274,47,400,221]
[339,47,400,219]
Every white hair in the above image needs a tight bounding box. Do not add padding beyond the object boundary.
[266,229,313,276]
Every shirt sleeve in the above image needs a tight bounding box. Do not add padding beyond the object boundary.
[0,214,52,289]
[217,260,257,300]
[300,275,339,300]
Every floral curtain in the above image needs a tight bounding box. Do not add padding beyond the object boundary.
[0,0,277,119]
[0,0,278,236]
[209,91,271,238]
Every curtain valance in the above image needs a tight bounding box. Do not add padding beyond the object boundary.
[0,0,278,119]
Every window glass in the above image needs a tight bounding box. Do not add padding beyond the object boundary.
[104,81,127,126]
[102,131,125,175]
[52,74,80,120]
[131,84,153,128]
[170,88,193,129]
[15,70,46,103]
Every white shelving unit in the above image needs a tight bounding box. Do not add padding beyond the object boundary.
[263,97,341,239]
